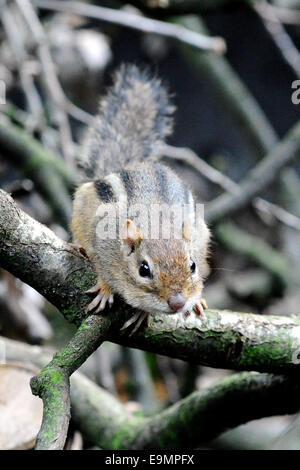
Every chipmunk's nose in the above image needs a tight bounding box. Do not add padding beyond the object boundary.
[168,294,186,312]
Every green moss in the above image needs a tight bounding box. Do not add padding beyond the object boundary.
[48,371,63,385]
[110,421,141,450]
[78,322,89,331]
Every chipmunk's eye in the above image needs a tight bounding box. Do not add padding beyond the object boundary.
[139,260,151,278]
[190,260,196,274]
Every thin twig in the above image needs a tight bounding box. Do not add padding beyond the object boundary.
[160,144,240,195]
[0,2,45,132]
[65,100,93,126]
[214,221,293,288]
[5,335,300,450]
[33,0,226,54]
[0,116,73,228]
[160,144,300,232]
[253,197,300,231]
[255,0,300,78]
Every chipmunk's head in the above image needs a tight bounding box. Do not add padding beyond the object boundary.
[120,219,209,315]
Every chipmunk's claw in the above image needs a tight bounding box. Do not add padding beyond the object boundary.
[69,243,88,258]
[121,310,149,336]
[193,298,208,317]
[85,282,114,313]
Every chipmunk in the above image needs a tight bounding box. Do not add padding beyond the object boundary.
[71,64,210,333]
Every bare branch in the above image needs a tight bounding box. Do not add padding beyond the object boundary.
[214,221,294,288]
[159,144,240,195]
[255,0,300,78]
[253,197,300,232]
[4,335,300,450]
[33,0,226,54]
[128,0,254,15]
[0,2,46,132]
[15,0,75,166]
[205,118,300,223]
[174,15,278,158]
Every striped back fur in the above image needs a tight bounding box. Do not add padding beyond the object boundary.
[78,64,175,179]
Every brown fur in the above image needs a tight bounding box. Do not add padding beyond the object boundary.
[71,65,210,318]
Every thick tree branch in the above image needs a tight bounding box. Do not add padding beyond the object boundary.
[127,0,254,16]
[160,144,300,232]
[1,188,300,375]
[205,118,300,223]
[3,335,300,450]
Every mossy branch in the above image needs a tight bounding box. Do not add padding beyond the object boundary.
[0,117,75,228]
[1,188,300,376]
[1,180,300,448]
[206,118,300,223]
[3,335,300,450]
[31,315,111,449]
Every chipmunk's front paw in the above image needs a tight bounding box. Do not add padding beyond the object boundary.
[193,298,208,317]
[85,281,114,313]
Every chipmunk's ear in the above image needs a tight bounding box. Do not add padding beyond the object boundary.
[182,218,191,242]
[121,219,143,254]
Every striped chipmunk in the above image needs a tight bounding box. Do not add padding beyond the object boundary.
[71,64,210,333]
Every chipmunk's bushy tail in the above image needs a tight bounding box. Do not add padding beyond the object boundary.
[78,64,175,178]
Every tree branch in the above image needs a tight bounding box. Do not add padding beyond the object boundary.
[31,314,111,449]
[4,335,300,450]
[33,0,226,54]
[205,118,300,223]
[1,188,300,375]
[131,372,300,449]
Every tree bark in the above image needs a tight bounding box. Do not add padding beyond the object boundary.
[3,335,300,450]
[1,188,300,375]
